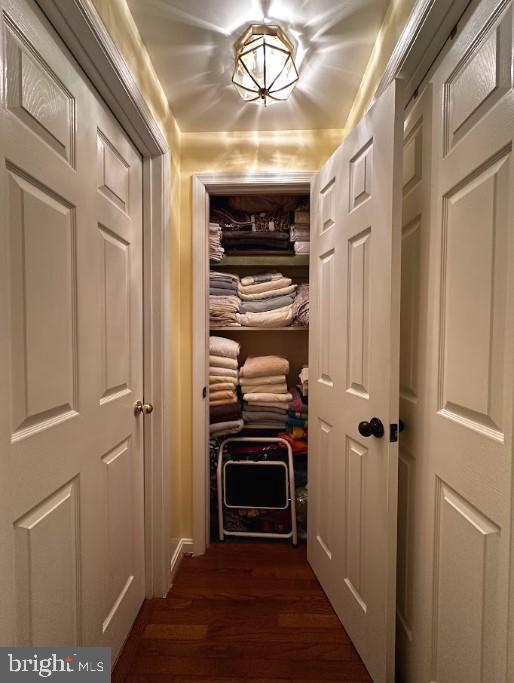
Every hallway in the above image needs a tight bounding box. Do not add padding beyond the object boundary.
[113,544,372,681]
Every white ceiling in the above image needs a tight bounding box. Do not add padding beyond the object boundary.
[127,0,390,132]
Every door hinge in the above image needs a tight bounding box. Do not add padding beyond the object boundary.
[202,386,207,399]
[390,423,398,443]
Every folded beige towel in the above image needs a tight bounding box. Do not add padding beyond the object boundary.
[239,374,286,387]
[239,356,290,379]
[209,397,239,406]
[243,392,293,402]
[208,366,238,378]
[209,418,244,435]
[242,382,287,394]
[241,273,282,286]
[236,305,293,328]
[246,401,289,410]
[209,336,240,359]
[239,284,297,301]
[238,277,291,295]
[209,389,237,402]
[208,382,235,392]
[209,355,238,370]
[210,375,238,385]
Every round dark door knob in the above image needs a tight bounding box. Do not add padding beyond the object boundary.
[358,421,372,437]
[358,417,385,438]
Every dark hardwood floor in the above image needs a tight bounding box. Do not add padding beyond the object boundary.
[113,543,372,682]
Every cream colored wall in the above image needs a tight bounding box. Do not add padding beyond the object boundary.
[345,0,417,131]
[91,0,416,544]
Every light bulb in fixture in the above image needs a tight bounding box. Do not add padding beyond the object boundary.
[232,24,299,106]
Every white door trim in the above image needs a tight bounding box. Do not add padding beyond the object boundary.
[192,171,314,555]
[35,0,173,597]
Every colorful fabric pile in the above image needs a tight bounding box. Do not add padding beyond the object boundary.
[236,272,297,328]
[278,385,309,455]
[209,222,224,263]
[209,272,240,327]
[209,336,243,436]
[290,206,310,255]
[240,355,292,429]
[292,283,309,327]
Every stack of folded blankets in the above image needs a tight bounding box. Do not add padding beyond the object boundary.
[236,272,297,328]
[292,283,309,327]
[209,222,224,263]
[290,206,310,255]
[209,272,240,328]
[209,336,243,437]
[240,355,292,429]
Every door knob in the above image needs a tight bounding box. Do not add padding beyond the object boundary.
[134,400,154,416]
[358,417,384,438]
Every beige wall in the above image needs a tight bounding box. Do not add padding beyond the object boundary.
[91,0,416,543]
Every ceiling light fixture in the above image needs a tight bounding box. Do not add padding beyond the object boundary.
[232,24,299,106]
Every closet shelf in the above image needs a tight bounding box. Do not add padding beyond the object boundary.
[211,255,309,268]
[211,326,308,332]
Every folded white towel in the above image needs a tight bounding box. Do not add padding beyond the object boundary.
[209,355,238,370]
[238,277,291,295]
[243,392,293,402]
[239,284,297,301]
[239,375,286,386]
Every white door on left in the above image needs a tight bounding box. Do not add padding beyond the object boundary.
[0,0,145,660]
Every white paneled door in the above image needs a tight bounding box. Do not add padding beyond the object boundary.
[399,1,514,681]
[308,80,403,683]
[0,0,144,660]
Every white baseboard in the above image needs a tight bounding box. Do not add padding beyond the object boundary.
[169,537,194,585]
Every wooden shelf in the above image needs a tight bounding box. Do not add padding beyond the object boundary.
[211,255,309,268]
[211,327,308,332]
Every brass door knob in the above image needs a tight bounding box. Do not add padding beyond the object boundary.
[134,400,154,416]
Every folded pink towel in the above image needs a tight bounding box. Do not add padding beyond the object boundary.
[239,374,286,386]
[239,356,290,379]
[241,383,287,394]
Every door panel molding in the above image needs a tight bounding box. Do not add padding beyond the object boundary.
[32,0,173,599]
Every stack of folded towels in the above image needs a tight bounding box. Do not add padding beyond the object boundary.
[240,355,292,429]
[209,336,243,437]
[236,272,297,328]
[209,272,240,328]
[290,206,310,255]
[209,222,224,263]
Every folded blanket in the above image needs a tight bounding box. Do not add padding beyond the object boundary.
[238,277,291,295]
[210,402,242,423]
[236,305,293,328]
[209,336,240,359]
[244,403,289,414]
[241,272,282,286]
[210,287,239,296]
[209,397,239,406]
[241,382,287,394]
[209,418,244,435]
[210,271,240,282]
[239,284,297,301]
[209,279,238,291]
[207,382,235,392]
[292,283,309,327]
[239,374,286,387]
[294,241,310,255]
[246,401,290,411]
[209,355,238,370]
[210,375,238,385]
[239,356,289,379]
[239,294,295,314]
[209,387,237,399]
[243,392,293,402]
[208,366,238,378]
[243,411,288,423]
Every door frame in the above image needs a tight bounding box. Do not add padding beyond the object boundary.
[192,171,314,555]
[35,0,173,597]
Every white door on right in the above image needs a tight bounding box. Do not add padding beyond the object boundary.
[308,80,404,683]
[418,0,514,681]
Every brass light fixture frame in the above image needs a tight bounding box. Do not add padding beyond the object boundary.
[232,24,299,105]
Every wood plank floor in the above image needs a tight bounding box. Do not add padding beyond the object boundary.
[113,543,372,682]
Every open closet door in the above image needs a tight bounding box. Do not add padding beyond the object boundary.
[308,79,403,683]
